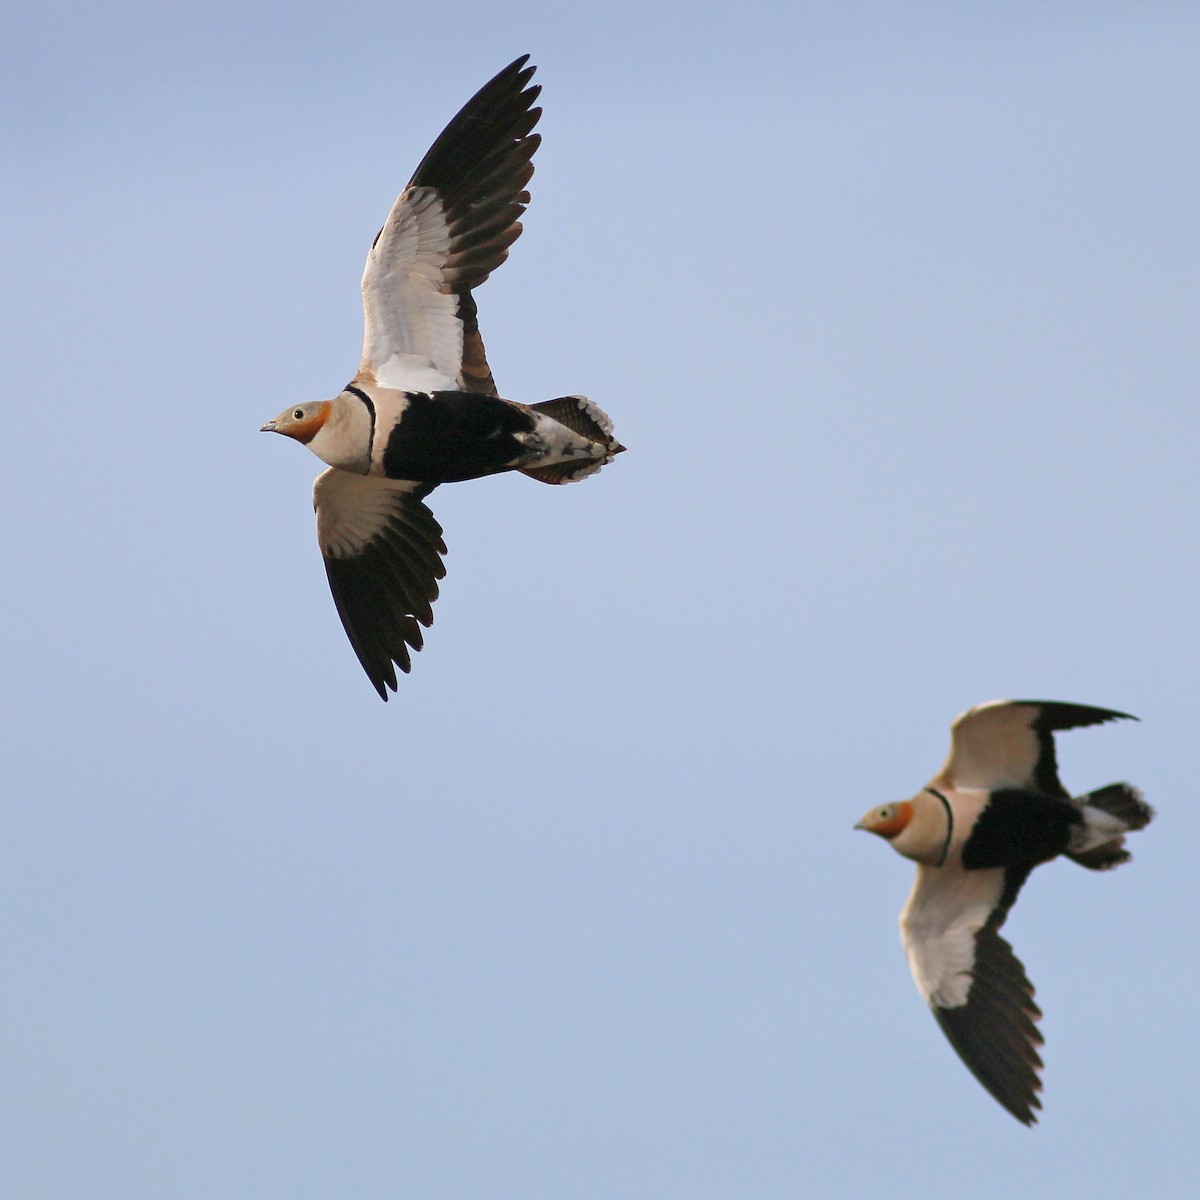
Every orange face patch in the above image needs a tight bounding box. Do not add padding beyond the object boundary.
[865,800,914,839]
[284,401,332,444]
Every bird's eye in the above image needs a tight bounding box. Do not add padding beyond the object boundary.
[878,806,891,819]
[293,409,305,420]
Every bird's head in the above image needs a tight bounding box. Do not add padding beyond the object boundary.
[854,801,915,840]
[260,400,333,444]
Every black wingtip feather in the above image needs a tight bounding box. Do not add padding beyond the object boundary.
[1014,701,1139,730]
[320,492,447,700]
[407,56,541,194]
[931,925,1044,1126]
[1006,701,1138,797]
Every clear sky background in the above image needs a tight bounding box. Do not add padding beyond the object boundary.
[4,2,1197,1196]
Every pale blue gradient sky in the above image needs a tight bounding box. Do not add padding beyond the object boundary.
[4,3,1197,1197]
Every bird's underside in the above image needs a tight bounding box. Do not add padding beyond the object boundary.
[860,701,1152,1125]
[262,56,624,697]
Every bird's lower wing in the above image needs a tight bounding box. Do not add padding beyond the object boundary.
[313,468,446,699]
[901,864,1043,1125]
[932,923,1043,1125]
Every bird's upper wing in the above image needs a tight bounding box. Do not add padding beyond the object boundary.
[901,863,1043,1125]
[313,468,447,699]
[933,700,1136,797]
[359,55,541,394]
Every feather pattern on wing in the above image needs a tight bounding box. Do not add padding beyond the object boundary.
[935,700,1135,796]
[359,56,541,392]
[902,862,1044,1125]
[313,468,446,698]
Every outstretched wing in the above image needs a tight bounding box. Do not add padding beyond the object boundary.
[901,863,1043,1125]
[934,699,1136,796]
[359,56,541,394]
[313,468,447,699]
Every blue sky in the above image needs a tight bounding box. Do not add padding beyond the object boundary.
[4,3,1197,1196]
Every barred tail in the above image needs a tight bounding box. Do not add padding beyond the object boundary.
[1067,783,1154,870]
[521,395,625,484]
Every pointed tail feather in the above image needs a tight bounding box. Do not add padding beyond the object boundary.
[522,459,608,484]
[530,394,615,440]
[1067,783,1154,870]
[522,395,625,485]
[1079,783,1154,829]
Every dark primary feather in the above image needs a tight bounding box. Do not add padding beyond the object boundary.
[1012,701,1138,796]
[387,54,542,293]
[933,914,1044,1126]
[322,491,446,700]
[407,56,540,192]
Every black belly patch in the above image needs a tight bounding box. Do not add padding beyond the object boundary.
[961,789,1082,870]
[382,391,536,483]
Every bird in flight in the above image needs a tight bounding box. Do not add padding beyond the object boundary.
[856,699,1153,1124]
[262,56,623,698]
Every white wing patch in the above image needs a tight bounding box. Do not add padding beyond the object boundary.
[313,468,425,559]
[900,864,1007,1009]
[936,700,1042,791]
[360,185,463,391]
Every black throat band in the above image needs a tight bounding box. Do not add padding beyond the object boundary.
[925,786,954,867]
[346,384,377,459]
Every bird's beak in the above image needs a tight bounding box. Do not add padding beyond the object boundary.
[853,819,866,831]
[260,421,278,433]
